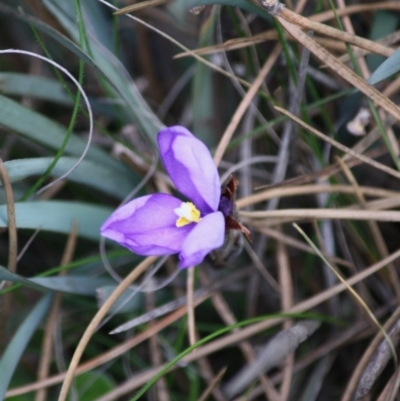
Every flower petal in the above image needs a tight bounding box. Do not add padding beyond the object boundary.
[178,212,225,268]
[158,126,220,213]
[101,194,193,255]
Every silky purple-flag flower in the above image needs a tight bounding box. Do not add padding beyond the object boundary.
[101,126,225,268]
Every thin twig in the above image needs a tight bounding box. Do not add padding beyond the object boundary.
[238,184,400,209]
[198,367,228,401]
[240,208,400,222]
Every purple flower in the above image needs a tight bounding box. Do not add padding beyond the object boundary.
[101,126,225,268]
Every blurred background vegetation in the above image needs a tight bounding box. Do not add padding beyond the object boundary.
[1,0,400,400]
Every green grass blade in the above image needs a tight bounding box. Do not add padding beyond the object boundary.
[97,286,143,314]
[0,4,114,90]
[0,266,116,295]
[0,4,156,133]
[32,276,115,295]
[0,72,72,104]
[43,0,163,141]
[367,10,398,71]
[191,7,218,147]
[0,72,123,119]
[368,48,400,86]
[0,201,112,241]
[0,94,127,173]
[3,157,137,200]
[73,371,115,401]
[0,293,53,400]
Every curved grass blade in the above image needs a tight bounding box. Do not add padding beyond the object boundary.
[367,10,398,71]
[0,264,116,295]
[0,3,131,117]
[0,94,128,175]
[0,293,53,400]
[32,276,115,296]
[0,3,162,139]
[43,0,163,141]
[192,7,217,147]
[74,371,115,401]
[80,0,114,52]
[0,201,112,241]
[0,4,115,93]
[0,71,122,117]
[368,47,400,86]
[97,286,143,314]
[0,72,72,105]
[3,157,137,200]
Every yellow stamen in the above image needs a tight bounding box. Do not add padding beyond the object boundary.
[174,202,201,227]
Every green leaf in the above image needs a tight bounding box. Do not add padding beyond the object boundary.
[71,371,115,401]
[0,4,116,94]
[0,3,162,139]
[0,264,116,295]
[32,276,115,295]
[0,93,129,175]
[80,1,114,53]
[0,72,71,105]
[192,7,218,147]
[3,157,137,200]
[368,47,400,86]
[0,72,121,119]
[0,201,112,241]
[0,293,53,400]
[43,0,163,142]
[97,286,143,314]
[367,11,398,71]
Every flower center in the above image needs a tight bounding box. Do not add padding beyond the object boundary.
[174,202,201,227]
